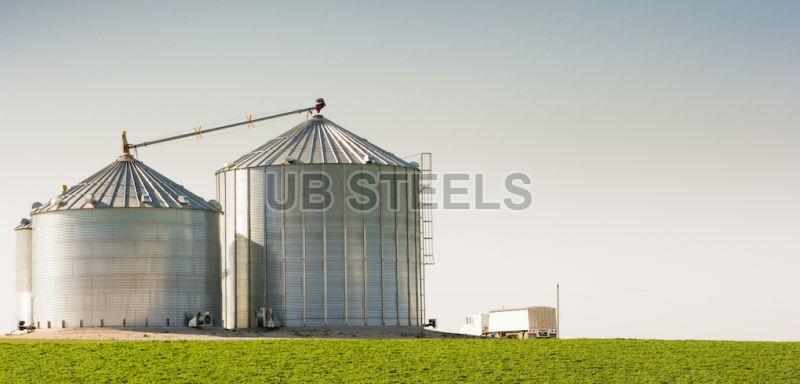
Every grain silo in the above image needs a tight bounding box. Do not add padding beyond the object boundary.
[30,153,221,328]
[14,218,33,328]
[216,115,425,328]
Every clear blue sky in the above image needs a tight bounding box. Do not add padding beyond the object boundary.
[1,1,798,339]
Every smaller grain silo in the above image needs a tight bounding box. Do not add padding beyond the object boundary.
[14,218,33,328]
[30,153,222,328]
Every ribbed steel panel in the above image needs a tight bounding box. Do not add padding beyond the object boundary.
[364,167,382,325]
[396,176,410,326]
[325,165,346,325]
[31,209,221,327]
[248,168,266,326]
[304,165,325,326]
[217,171,227,327]
[235,169,249,327]
[218,164,422,328]
[345,166,366,325]
[381,165,398,325]
[15,222,32,326]
[283,164,304,326]
[223,171,236,327]
[264,167,283,323]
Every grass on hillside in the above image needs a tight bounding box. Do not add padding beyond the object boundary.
[1,338,798,383]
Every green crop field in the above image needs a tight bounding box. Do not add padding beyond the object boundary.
[1,338,798,383]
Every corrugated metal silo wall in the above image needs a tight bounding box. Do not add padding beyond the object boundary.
[15,227,33,325]
[218,164,423,328]
[31,209,221,328]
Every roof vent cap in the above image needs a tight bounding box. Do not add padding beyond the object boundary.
[117,153,135,161]
[177,195,189,205]
[83,194,97,208]
[208,199,222,211]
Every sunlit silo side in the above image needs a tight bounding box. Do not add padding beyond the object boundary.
[216,115,424,328]
[30,154,221,328]
[14,218,33,328]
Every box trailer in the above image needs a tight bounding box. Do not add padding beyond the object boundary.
[459,313,489,336]
[486,307,557,339]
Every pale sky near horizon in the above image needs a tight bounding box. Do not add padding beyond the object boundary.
[1,1,798,340]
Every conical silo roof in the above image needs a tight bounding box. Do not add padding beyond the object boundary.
[14,218,32,230]
[33,154,219,213]
[221,115,413,170]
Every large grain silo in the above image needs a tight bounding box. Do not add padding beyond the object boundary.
[14,218,33,328]
[217,115,424,328]
[30,153,221,328]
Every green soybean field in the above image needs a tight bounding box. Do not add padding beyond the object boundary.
[1,338,798,383]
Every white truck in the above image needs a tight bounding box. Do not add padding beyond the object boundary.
[486,306,558,339]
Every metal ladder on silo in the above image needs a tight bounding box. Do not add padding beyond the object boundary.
[419,152,435,323]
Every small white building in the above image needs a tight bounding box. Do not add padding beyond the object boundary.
[460,306,558,339]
